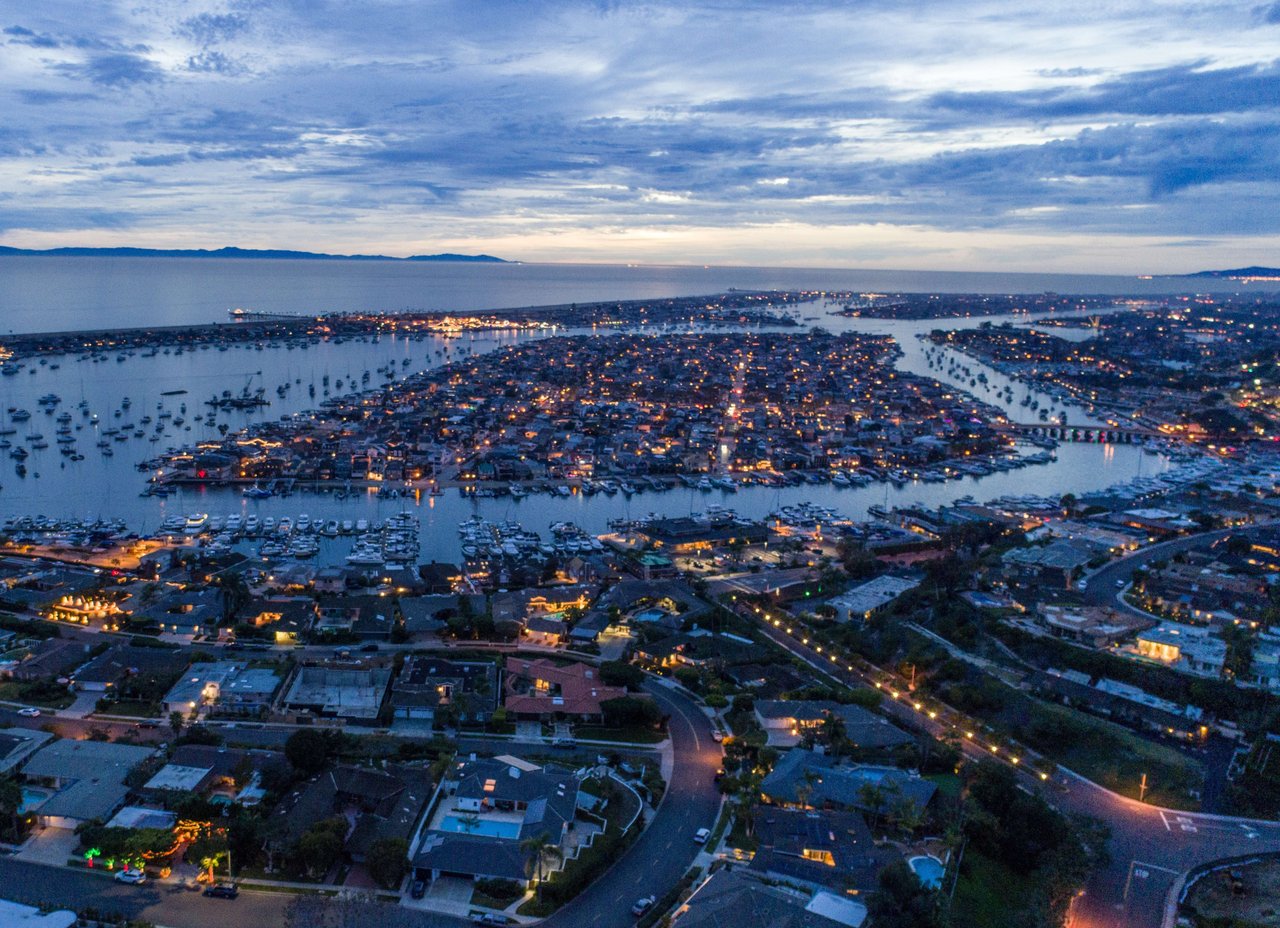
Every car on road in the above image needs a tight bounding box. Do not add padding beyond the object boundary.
[114,868,145,884]
[410,880,426,899]
[203,882,239,899]
[470,915,508,925]
[551,738,578,749]
[1116,579,1126,589]
[631,896,655,916]
[360,643,379,652]
[16,707,41,718]
[694,827,711,844]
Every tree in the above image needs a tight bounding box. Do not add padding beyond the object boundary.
[298,825,343,879]
[520,833,564,900]
[858,782,887,831]
[868,860,945,928]
[285,728,331,776]
[0,777,22,843]
[600,696,663,729]
[365,837,409,889]
[599,660,645,690]
[169,710,187,739]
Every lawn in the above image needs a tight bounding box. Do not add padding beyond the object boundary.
[1017,699,1203,808]
[573,724,666,744]
[98,699,161,718]
[0,679,74,709]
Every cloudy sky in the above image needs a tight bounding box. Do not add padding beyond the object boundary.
[1,0,1278,271]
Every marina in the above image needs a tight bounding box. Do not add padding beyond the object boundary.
[0,293,1175,564]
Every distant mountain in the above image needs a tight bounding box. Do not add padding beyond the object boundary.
[0,245,511,263]
[1176,266,1280,279]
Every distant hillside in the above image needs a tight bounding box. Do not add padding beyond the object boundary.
[1176,266,1280,279]
[0,245,510,263]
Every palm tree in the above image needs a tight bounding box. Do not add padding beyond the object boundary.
[0,777,23,843]
[458,813,481,834]
[857,782,887,832]
[520,834,564,900]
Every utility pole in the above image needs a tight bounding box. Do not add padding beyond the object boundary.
[1139,772,1148,803]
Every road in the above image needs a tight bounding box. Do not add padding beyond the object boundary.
[544,680,723,928]
[0,678,720,928]
[1082,520,1277,618]
[747,606,1280,928]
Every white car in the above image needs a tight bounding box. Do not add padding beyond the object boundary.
[694,827,711,844]
[16,707,41,718]
[115,869,146,884]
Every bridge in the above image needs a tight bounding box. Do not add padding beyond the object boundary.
[1006,422,1160,443]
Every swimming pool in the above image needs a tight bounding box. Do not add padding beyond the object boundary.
[908,855,945,890]
[19,786,52,815]
[437,815,521,839]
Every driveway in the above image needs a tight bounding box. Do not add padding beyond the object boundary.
[17,826,79,866]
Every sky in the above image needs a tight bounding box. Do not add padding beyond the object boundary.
[1,0,1278,272]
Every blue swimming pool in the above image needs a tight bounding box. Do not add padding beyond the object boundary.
[19,786,52,814]
[438,815,521,839]
[908,855,945,890]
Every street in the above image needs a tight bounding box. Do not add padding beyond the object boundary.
[0,677,720,928]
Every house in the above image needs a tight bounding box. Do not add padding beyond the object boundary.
[753,701,912,750]
[398,595,485,634]
[759,749,936,816]
[68,643,188,694]
[633,629,760,670]
[672,868,867,928]
[21,739,157,829]
[0,726,54,773]
[144,744,283,804]
[750,808,896,895]
[636,517,768,554]
[412,755,579,886]
[273,763,435,863]
[280,664,393,721]
[162,661,282,717]
[390,657,500,723]
[1002,540,1094,589]
[6,638,94,682]
[243,598,314,645]
[129,588,221,636]
[827,576,920,623]
[723,662,811,698]
[1132,623,1227,678]
[1037,604,1155,649]
[502,657,629,720]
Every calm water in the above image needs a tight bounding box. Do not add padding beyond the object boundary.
[0,278,1169,562]
[0,256,1265,336]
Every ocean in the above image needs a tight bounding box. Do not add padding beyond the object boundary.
[0,256,1264,336]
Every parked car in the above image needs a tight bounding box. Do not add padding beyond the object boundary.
[710,729,724,743]
[694,827,711,844]
[360,643,379,652]
[410,880,426,899]
[16,707,41,718]
[631,896,655,916]
[203,882,239,899]
[471,915,508,925]
[551,738,578,749]
[114,868,145,884]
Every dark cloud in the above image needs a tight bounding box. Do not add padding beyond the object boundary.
[177,11,250,45]
[184,50,244,74]
[59,53,165,87]
[16,89,97,104]
[925,60,1280,123]
[4,24,61,48]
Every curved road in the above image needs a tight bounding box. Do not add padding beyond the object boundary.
[745,598,1280,928]
[0,678,720,928]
